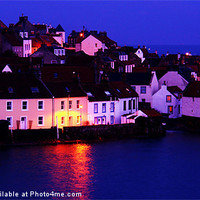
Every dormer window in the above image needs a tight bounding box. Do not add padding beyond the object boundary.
[116,89,121,93]
[87,92,93,97]
[65,87,70,93]
[31,87,39,93]
[105,91,111,96]
[8,87,14,93]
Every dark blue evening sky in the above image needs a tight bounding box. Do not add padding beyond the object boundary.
[0,1,200,46]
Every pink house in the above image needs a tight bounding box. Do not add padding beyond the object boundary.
[0,72,53,130]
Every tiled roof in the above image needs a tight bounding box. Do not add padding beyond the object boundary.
[46,82,86,98]
[125,72,152,85]
[141,109,162,117]
[110,81,138,98]
[0,20,7,28]
[167,86,182,94]
[82,83,115,102]
[41,64,96,83]
[0,73,52,99]
[3,31,22,46]
[183,81,200,97]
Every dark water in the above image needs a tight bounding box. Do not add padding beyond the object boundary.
[134,44,200,56]
[1,130,200,199]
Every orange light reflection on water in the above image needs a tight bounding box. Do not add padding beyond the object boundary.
[46,144,94,199]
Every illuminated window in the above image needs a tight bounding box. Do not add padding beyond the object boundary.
[77,100,80,109]
[69,101,72,109]
[77,116,80,124]
[102,103,106,113]
[61,101,65,110]
[168,106,173,114]
[38,116,44,126]
[61,117,65,125]
[111,102,114,112]
[166,95,171,103]
[123,101,126,111]
[6,101,12,111]
[140,86,146,94]
[94,103,98,113]
[38,101,44,110]
[22,101,28,111]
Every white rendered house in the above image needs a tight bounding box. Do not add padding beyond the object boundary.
[159,71,188,91]
[182,81,200,118]
[152,84,182,118]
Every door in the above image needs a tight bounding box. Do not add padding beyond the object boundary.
[20,117,27,130]
[69,116,73,126]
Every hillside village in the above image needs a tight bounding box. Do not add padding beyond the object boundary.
[1,15,200,131]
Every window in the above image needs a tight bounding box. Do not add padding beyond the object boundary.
[110,116,114,125]
[61,101,65,110]
[8,87,14,93]
[38,101,44,110]
[123,101,126,111]
[61,117,65,125]
[131,86,136,91]
[77,116,80,124]
[168,106,173,114]
[6,101,12,111]
[94,103,98,113]
[77,100,80,109]
[95,43,97,47]
[53,73,58,78]
[22,101,28,111]
[133,99,136,109]
[129,100,131,110]
[178,105,180,114]
[142,99,145,102]
[102,103,106,113]
[105,91,111,96]
[111,102,114,112]
[140,86,146,94]
[6,117,13,127]
[31,87,39,93]
[69,101,72,109]
[166,95,172,103]
[38,116,44,126]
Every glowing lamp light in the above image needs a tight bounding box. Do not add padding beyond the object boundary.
[185,52,189,56]
[80,105,83,109]
[80,33,83,37]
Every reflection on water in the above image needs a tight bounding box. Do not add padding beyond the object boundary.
[2,131,200,199]
[0,144,95,199]
[46,144,94,199]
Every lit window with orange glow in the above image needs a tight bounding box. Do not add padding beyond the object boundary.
[168,106,173,114]
[166,95,171,103]
[61,117,65,125]
[77,116,80,124]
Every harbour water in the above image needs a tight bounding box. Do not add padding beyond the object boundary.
[1,130,200,199]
